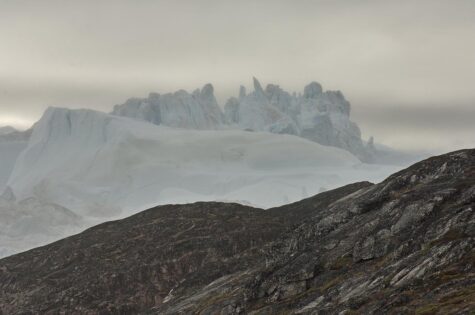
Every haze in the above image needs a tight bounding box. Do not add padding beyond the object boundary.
[0,0,474,152]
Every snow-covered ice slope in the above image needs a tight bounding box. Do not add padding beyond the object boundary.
[7,107,401,214]
[111,83,225,130]
[1,107,403,256]
[0,196,83,258]
[0,129,30,192]
[0,142,26,192]
[113,78,382,162]
[0,126,17,135]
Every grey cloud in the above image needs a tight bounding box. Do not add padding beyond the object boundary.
[354,103,475,131]
[353,102,475,152]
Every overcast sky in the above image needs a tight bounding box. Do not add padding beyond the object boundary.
[0,0,474,152]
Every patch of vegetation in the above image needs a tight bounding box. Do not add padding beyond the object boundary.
[279,286,319,303]
[195,290,238,313]
[372,255,390,268]
[320,275,344,292]
[434,268,465,283]
[328,256,353,270]
[414,284,475,315]
[428,229,466,248]
[415,304,439,315]
[438,284,475,305]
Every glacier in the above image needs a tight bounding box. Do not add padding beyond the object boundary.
[113,78,378,162]
[0,128,30,192]
[112,83,225,130]
[1,107,403,257]
[0,126,17,136]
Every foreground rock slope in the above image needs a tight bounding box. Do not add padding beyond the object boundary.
[0,149,474,314]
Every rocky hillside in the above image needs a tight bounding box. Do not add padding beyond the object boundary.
[0,149,474,314]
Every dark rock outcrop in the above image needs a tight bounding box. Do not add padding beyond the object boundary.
[1,149,474,314]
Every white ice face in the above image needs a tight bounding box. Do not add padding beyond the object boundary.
[0,126,17,136]
[0,107,404,257]
[111,83,225,130]
[112,79,374,162]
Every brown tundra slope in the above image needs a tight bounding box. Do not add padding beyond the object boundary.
[0,149,474,315]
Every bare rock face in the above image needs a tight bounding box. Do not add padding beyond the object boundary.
[1,149,474,314]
